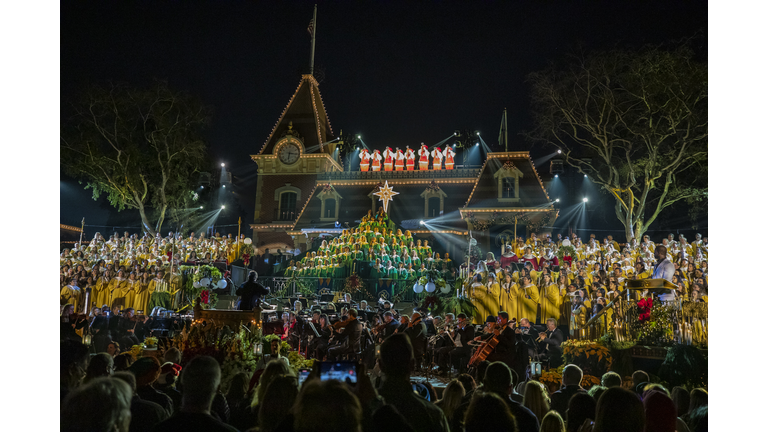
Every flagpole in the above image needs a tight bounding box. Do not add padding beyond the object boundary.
[504,108,508,152]
[309,4,318,76]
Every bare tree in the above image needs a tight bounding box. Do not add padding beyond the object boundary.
[527,42,707,240]
[61,81,210,235]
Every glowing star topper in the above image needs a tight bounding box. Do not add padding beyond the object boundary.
[373,180,399,213]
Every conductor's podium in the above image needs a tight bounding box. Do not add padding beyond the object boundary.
[193,302,264,328]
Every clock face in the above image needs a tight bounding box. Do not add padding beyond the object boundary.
[278,142,300,165]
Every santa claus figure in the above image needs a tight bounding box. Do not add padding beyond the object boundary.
[394,147,405,171]
[405,146,416,170]
[383,147,395,171]
[371,149,383,171]
[418,143,430,170]
[443,146,456,170]
[431,146,444,170]
[359,149,371,172]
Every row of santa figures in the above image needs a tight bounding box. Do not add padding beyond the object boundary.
[359,144,455,172]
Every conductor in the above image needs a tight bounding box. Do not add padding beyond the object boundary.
[236,271,270,311]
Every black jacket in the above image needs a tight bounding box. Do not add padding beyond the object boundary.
[539,328,564,354]
[381,320,399,340]
[453,324,476,347]
[336,319,363,353]
[404,320,427,356]
[236,278,270,311]
[550,385,588,417]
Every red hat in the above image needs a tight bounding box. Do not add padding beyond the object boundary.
[435,146,441,151]
[157,362,182,385]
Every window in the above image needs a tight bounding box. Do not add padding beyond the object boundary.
[324,198,335,218]
[278,192,297,221]
[428,197,441,217]
[318,186,343,222]
[502,178,515,198]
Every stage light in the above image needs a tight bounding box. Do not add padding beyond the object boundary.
[356,147,359,150]
[221,205,226,209]
[200,206,203,209]
[357,135,361,139]
[583,197,588,202]
[555,198,560,202]
[584,174,588,178]
[419,220,425,225]
[200,186,204,189]
[557,150,562,154]
[554,174,559,178]
[221,163,225,167]
[475,143,479,146]
[476,131,480,136]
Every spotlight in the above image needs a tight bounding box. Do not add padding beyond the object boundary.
[475,143,479,146]
[356,147,359,150]
[357,135,361,139]
[200,186,204,189]
[557,150,562,154]
[554,174,559,178]
[584,174,588,178]
[454,132,457,136]
[221,163,225,167]
[221,205,226,209]
[583,197,588,203]
[555,198,560,203]
[222,185,225,188]
[419,220,425,225]
[200,206,203,209]
[475,131,480,136]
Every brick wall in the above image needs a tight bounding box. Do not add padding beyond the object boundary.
[256,174,318,224]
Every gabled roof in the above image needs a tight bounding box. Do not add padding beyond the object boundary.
[464,152,552,208]
[256,75,335,156]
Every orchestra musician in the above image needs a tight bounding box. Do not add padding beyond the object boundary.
[473,312,517,370]
[327,309,362,361]
[536,318,564,367]
[375,311,399,343]
[404,312,427,368]
[436,313,475,376]
[118,307,141,348]
[309,313,332,361]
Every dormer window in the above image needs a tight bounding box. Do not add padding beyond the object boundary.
[494,161,523,203]
[317,184,343,221]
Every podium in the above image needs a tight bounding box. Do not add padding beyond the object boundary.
[625,278,677,298]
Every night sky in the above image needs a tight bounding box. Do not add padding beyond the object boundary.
[60,0,707,232]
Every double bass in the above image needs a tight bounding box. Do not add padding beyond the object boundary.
[467,318,517,369]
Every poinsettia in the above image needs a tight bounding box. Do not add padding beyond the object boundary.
[201,290,210,304]
[637,298,653,323]
[243,253,250,266]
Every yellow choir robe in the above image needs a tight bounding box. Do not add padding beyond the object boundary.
[125,280,140,311]
[570,304,587,337]
[60,285,83,312]
[108,277,129,309]
[471,282,488,325]
[135,281,152,314]
[519,284,540,323]
[484,282,501,318]
[540,283,561,323]
[93,276,111,309]
[499,281,519,318]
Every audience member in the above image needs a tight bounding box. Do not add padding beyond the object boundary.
[113,372,169,432]
[631,370,650,394]
[129,357,174,416]
[456,373,477,402]
[376,334,450,432]
[258,375,299,432]
[151,356,238,431]
[565,392,596,432]
[681,388,707,430]
[463,392,518,432]
[155,362,183,412]
[164,347,182,365]
[643,390,677,432]
[550,364,588,417]
[85,352,115,383]
[522,380,551,423]
[593,387,644,432]
[600,371,622,388]
[435,379,465,431]
[61,377,132,432]
[294,379,362,432]
[670,386,690,417]
[539,410,567,432]
[225,371,254,431]
[371,405,415,432]
[114,352,134,372]
[481,362,540,432]
[60,339,90,401]
[587,385,606,402]
[252,359,292,408]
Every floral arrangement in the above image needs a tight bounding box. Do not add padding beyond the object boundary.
[556,245,577,261]
[343,273,365,294]
[561,340,613,377]
[129,344,144,361]
[636,298,675,346]
[287,351,314,375]
[178,265,222,309]
[263,335,292,356]
[144,337,158,347]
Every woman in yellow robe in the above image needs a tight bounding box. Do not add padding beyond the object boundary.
[499,273,519,319]
[93,272,112,309]
[570,296,588,337]
[484,272,501,318]
[539,273,561,323]
[124,272,140,311]
[135,273,152,314]
[518,275,540,323]
[108,270,129,309]
[471,276,488,325]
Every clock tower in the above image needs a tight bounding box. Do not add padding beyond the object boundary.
[250,74,341,254]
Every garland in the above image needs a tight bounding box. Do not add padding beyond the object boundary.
[556,245,577,260]
[463,210,554,232]
[426,180,441,192]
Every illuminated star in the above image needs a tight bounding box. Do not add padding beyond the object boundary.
[373,180,399,213]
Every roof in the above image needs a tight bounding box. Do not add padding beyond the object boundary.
[256,75,335,156]
[464,152,552,209]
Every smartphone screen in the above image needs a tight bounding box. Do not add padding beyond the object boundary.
[298,369,311,387]
[319,361,357,384]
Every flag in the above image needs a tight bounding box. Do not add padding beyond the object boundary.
[307,18,314,36]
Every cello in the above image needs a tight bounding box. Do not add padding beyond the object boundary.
[467,318,517,370]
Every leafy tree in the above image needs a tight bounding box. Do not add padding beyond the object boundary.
[61,81,210,235]
[527,41,707,240]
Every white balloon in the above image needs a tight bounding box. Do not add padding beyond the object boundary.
[562,239,571,247]
[217,279,227,289]
[425,282,436,293]
[200,278,211,286]
[193,281,201,288]
[440,284,452,294]
[413,283,424,294]
[244,238,252,245]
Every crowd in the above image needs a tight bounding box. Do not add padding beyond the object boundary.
[61,334,708,432]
